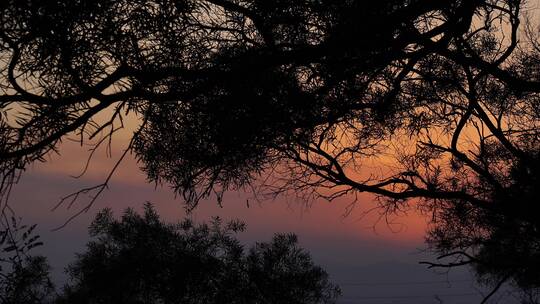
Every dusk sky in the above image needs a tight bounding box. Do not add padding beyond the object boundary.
[3,1,540,303]
[10,126,519,303]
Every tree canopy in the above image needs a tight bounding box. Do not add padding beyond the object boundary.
[58,204,340,304]
[0,206,340,303]
[1,0,540,300]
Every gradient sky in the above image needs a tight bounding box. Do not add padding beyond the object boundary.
[10,3,540,300]
[8,125,522,304]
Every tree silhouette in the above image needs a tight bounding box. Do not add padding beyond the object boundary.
[0,215,54,304]
[1,0,540,300]
[56,203,340,304]
[0,0,483,204]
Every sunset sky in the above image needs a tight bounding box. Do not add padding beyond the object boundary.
[5,1,540,302]
[9,126,519,303]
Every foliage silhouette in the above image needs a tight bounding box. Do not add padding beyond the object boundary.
[0,215,54,304]
[56,203,341,304]
[1,0,540,300]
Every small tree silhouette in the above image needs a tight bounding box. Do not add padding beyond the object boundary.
[0,215,54,304]
[56,203,341,304]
